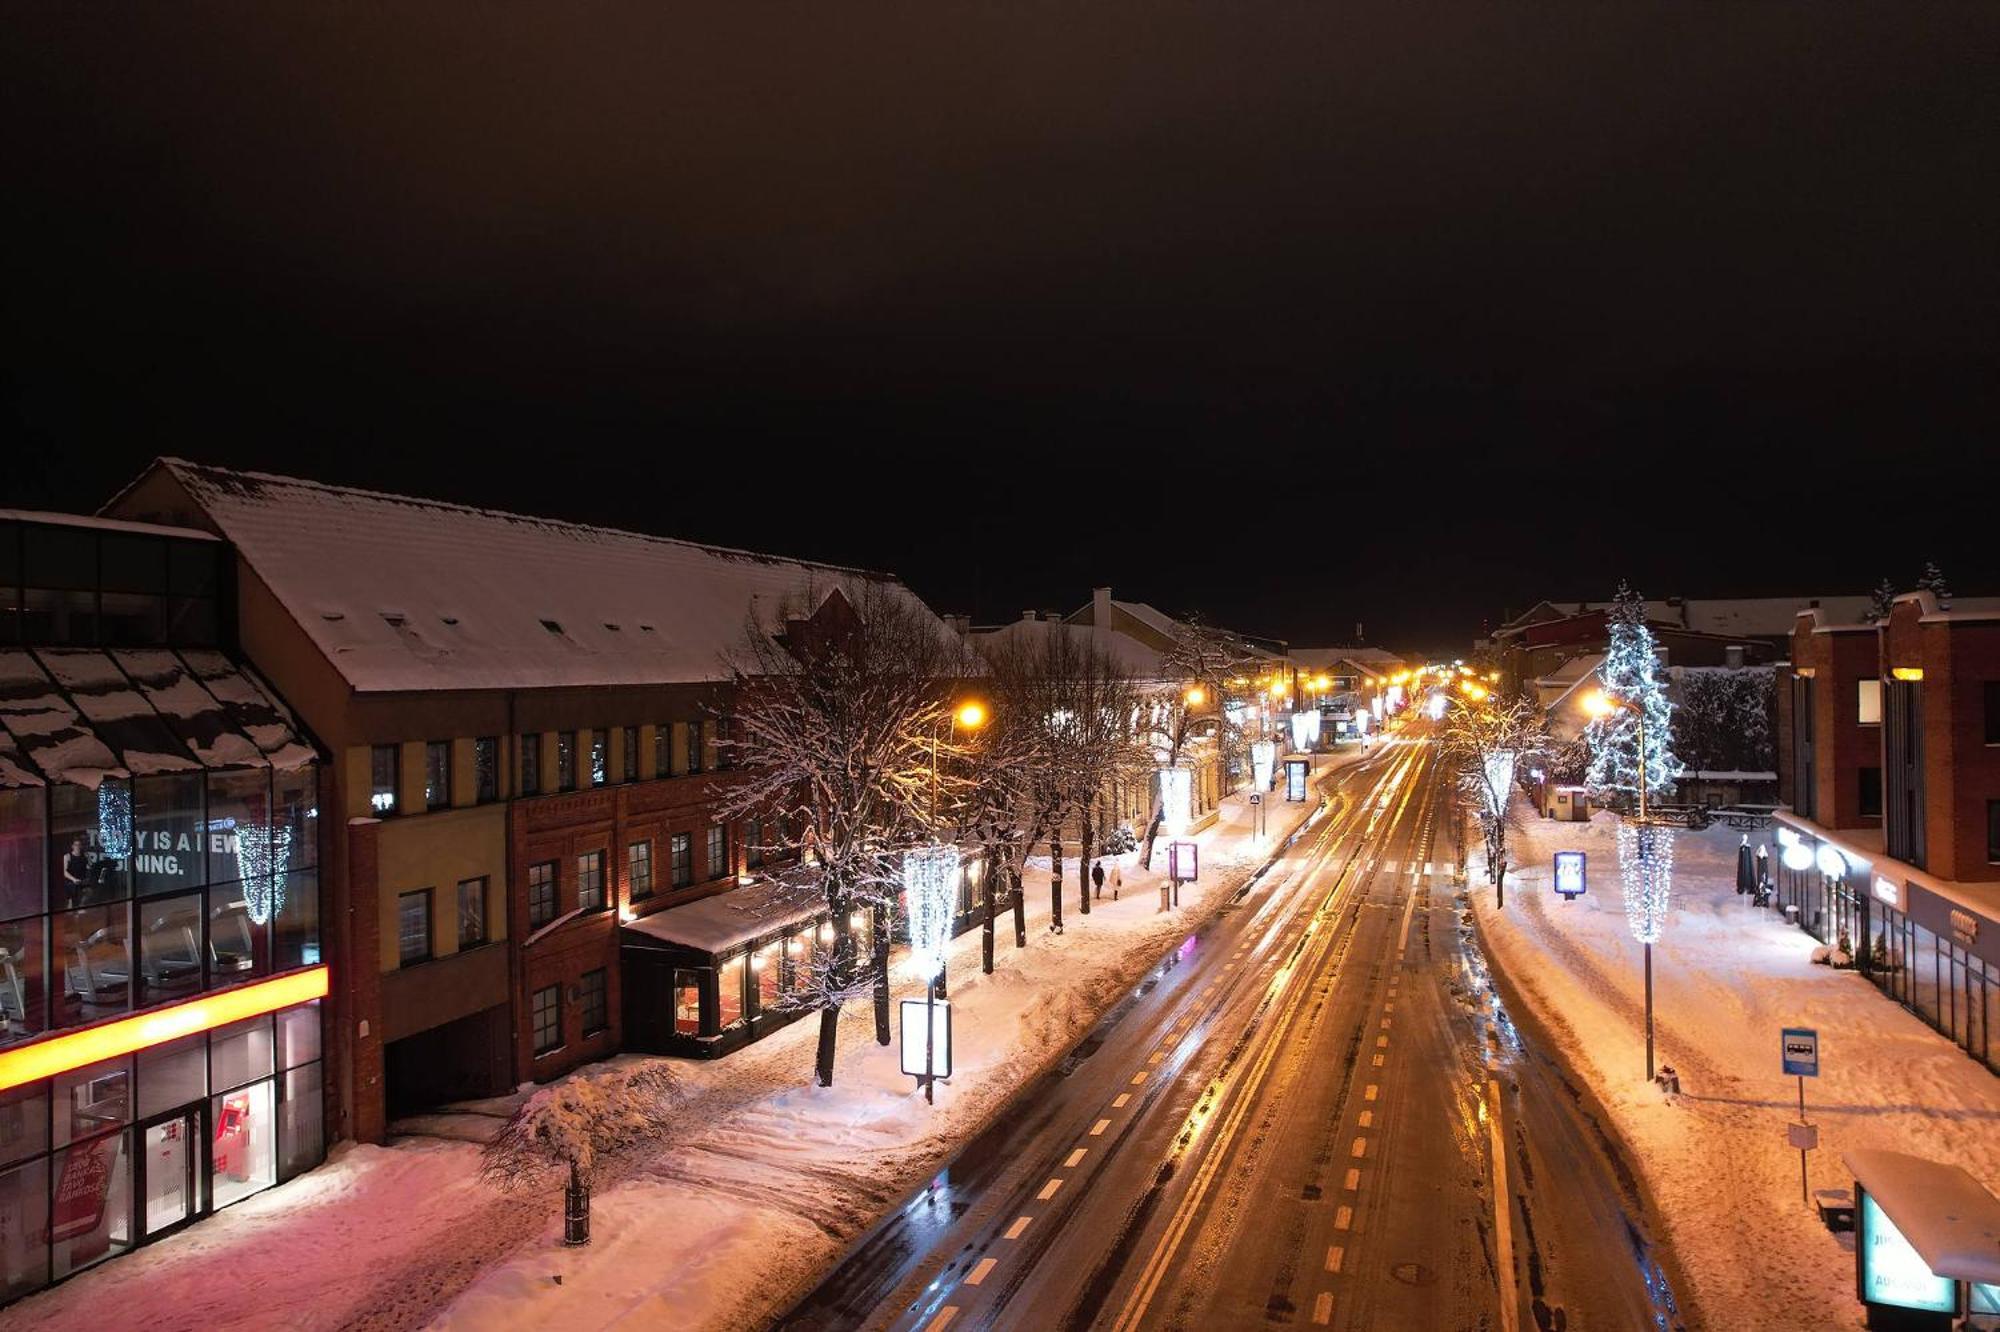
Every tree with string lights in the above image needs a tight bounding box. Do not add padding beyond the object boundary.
[1584,583,1681,807]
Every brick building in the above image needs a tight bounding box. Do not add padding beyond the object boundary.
[103,460,949,1141]
[1773,590,2000,1073]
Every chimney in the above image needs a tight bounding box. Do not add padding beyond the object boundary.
[1021,609,1038,622]
[1354,621,1363,643]
[1044,609,1063,625]
[944,613,971,638]
[1092,586,1113,625]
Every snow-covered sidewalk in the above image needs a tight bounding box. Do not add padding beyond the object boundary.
[17,757,1354,1332]
[1472,799,2000,1331]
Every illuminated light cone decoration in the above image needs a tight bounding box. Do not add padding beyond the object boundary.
[1251,740,1277,791]
[96,782,132,861]
[902,843,961,983]
[1616,821,1675,945]
[1289,710,1320,751]
[238,822,294,926]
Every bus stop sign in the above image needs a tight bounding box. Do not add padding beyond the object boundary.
[1782,1027,1819,1078]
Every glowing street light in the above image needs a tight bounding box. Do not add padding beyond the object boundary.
[954,700,988,730]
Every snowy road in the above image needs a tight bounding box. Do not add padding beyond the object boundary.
[781,732,1687,1332]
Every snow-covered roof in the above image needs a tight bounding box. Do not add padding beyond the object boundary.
[0,647,312,790]
[969,617,1167,681]
[0,508,220,542]
[1291,647,1405,673]
[1893,589,2000,624]
[1844,1149,2000,1284]
[1681,596,1874,638]
[138,459,946,694]
[622,875,827,955]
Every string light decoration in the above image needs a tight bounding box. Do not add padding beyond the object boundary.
[1617,821,1675,945]
[237,822,293,926]
[96,782,132,859]
[902,843,961,982]
[1480,751,1517,824]
[1586,583,1683,803]
[1159,767,1193,837]
[1289,710,1321,751]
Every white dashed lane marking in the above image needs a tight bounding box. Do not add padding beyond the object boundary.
[1065,1148,1088,1168]
[1313,1291,1333,1324]
[1038,1178,1064,1201]
[1364,1084,1378,1101]
[1091,1118,1110,1136]
[1130,1071,1148,1085]
[1112,1093,1131,1109]
[965,1257,997,1287]
[1325,1244,1345,1273]
[1358,1110,1373,1128]
[925,1307,959,1332]
[1372,1054,1384,1067]
[1344,1168,1361,1190]
[1350,1137,1368,1158]
[1004,1215,1032,1240]
[1334,1205,1353,1230]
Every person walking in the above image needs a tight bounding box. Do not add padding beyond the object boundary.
[1111,862,1122,901]
[1091,860,1105,900]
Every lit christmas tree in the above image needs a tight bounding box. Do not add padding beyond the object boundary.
[1585,583,1682,804]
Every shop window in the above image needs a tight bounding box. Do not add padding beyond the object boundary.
[53,1057,130,1148]
[132,773,204,899]
[590,734,607,788]
[580,967,608,1036]
[135,893,203,1008]
[754,942,781,1011]
[458,877,488,947]
[54,905,129,1027]
[0,1156,49,1301]
[1859,767,1883,819]
[51,1130,129,1279]
[397,889,432,966]
[369,745,399,816]
[272,868,316,971]
[519,733,541,796]
[673,970,701,1035]
[782,934,806,992]
[474,738,499,804]
[424,742,451,810]
[206,768,271,888]
[279,1062,324,1181]
[208,885,268,985]
[277,1002,322,1070]
[211,1014,275,1092]
[1857,678,1882,726]
[0,1085,47,1174]
[622,727,638,782]
[716,955,745,1027]
[53,781,128,910]
[137,1034,207,1119]
[273,766,318,871]
[0,917,45,1046]
[528,861,558,929]
[211,1079,275,1211]
[531,984,562,1055]
[0,786,47,922]
[628,841,653,901]
[706,825,728,881]
[557,733,577,792]
[576,852,605,913]
[671,834,692,889]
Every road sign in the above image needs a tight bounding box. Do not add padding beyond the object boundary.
[1787,1121,1819,1151]
[1249,793,1262,805]
[1554,850,1586,898]
[1781,1027,1819,1077]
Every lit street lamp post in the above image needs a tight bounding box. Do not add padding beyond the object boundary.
[1584,687,1668,1082]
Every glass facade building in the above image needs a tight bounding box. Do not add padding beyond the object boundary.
[0,516,326,1306]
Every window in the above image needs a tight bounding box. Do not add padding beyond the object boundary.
[1859,767,1883,819]
[714,717,734,770]
[628,840,653,900]
[527,861,558,929]
[397,890,431,965]
[673,970,701,1035]
[558,732,577,791]
[687,721,705,774]
[671,833,692,888]
[519,733,541,796]
[580,968,608,1035]
[1857,679,1882,726]
[370,745,399,816]
[1990,801,2000,864]
[577,850,606,913]
[424,741,450,810]
[1987,682,2000,746]
[622,727,638,781]
[706,825,728,881]
[717,954,745,1027]
[473,738,498,803]
[655,725,672,779]
[754,942,780,1010]
[531,984,562,1055]
[590,733,607,787]
[746,818,765,870]
[457,877,487,947]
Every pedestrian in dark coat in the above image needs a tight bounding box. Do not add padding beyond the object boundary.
[1091,860,1106,899]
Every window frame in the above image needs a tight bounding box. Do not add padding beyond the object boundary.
[527,860,559,930]
[671,832,693,889]
[628,839,654,901]
[396,888,432,967]
[370,745,399,817]
[424,740,451,810]
[557,732,577,792]
[622,726,639,782]
[531,984,562,1056]
[457,876,488,948]
[706,824,727,882]
[577,849,606,914]
[519,733,541,797]
[1857,678,1883,727]
[580,967,608,1036]
[473,737,499,804]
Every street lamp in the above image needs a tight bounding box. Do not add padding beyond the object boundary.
[1583,687,1672,1082]
[906,698,987,1103]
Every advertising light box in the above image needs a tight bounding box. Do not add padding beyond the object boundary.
[1284,758,1308,802]
[1858,1190,1956,1314]
[1554,851,1586,898]
[898,998,952,1080]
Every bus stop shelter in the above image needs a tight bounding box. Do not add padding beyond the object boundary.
[1845,1149,2000,1329]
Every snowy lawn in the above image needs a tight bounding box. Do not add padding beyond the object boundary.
[1473,800,2000,1332]
[16,757,1354,1332]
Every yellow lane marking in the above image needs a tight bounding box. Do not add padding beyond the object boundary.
[1344,1168,1361,1190]
[1364,1084,1378,1101]
[925,1307,959,1332]
[1130,1071,1148,1085]
[1350,1136,1367,1158]
[1326,1244,1345,1273]
[965,1257,997,1286]
[1065,1148,1088,1168]
[1090,1118,1110,1136]
[1334,1205,1353,1230]
[1112,1093,1131,1109]
[1037,1178,1064,1201]
[1004,1215,1032,1239]
[1313,1291,1333,1324]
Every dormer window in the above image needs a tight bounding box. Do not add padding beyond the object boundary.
[540,619,563,635]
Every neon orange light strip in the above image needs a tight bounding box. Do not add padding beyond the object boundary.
[0,966,329,1093]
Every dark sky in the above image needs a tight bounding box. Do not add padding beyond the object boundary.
[5,3,1996,655]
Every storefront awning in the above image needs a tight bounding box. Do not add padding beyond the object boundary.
[623,875,826,955]
[1846,1150,2000,1284]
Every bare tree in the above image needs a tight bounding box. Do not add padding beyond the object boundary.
[717,579,971,1088]
[1441,689,1547,909]
[1137,619,1263,869]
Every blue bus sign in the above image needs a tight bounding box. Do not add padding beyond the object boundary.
[1553,851,1586,898]
[1781,1027,1819,1078]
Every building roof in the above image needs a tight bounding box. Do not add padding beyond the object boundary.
[1844,1149,2000,1284]
[969,616,1168,680]
[622,873,826,955]
[1500,596,1875,642]
[0,647,312,790]
[119,460,949,695]
[1291,647,1405,674]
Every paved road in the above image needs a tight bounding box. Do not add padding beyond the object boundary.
[779,733,1686,1332]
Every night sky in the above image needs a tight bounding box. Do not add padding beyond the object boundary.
[5,4,1995,654]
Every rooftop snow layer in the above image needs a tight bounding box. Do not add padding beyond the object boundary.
[970,617,1168,681]
[623,875,827,955]
[1844,1149,2000,1284]
[145,460,947,694]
